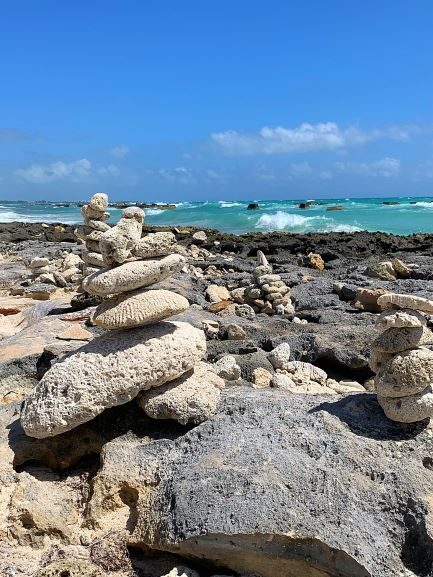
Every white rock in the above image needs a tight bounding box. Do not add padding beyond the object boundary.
[133,231,176,258]
[226,323,246,340]
[99,207,144,266]
[268,343,291,370]
[62,253,82,271]
[374,347,433,398]
[252,367,272,388]
[378,385,433,423]
[212,355,241,381]
[138,362,224,425]
[205,284,231,303]
[82,254,185,296]
[271,373,297,390]
[20,321,206,438]
[192,230,207,243]
[81,204,109,221]
[88,192,109,211]
[93,289,189,329]
[283,361,328,385]
[82,250,105,268]
[29,257,49,269]
[161,568,200,577]
[377,292,433,314]
[369,348,393,373]
[376,309,426,329]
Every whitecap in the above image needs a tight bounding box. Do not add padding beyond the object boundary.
[218,201,242,208]
[255,211,323,231]
[0,210,22,222]
[413,202,433,209]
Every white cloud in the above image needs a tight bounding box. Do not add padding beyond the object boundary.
[111,145,129,158]
[157,166,195,184]
[15,158,119,183]
[336,157,400,177]
[319,170,333,180]
[211,122,420,155]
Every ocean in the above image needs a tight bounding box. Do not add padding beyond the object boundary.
[2,197,433,235]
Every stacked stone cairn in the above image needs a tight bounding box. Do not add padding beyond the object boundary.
[74,192,111,277]
[232,251,295,316]
[20,206,224,438]
[371,292,433,423]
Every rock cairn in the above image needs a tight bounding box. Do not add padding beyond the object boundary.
[74,192,111,276]
[232,251,295,316]
[20,206,223,438]
[371,292,433,423]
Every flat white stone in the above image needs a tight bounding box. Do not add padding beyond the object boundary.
[93,289,189,329]
[377,292,433,314]
[378,385,433,423]
[82,254,185,296]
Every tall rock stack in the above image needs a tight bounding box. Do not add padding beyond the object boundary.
[20,207,219,438]
[74,192,111,277]
[371,292,433,423]
[233,251,295,316]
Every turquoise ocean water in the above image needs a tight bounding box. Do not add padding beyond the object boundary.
[2,197,433,235]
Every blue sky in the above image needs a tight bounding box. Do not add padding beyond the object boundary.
[1,0,433,201]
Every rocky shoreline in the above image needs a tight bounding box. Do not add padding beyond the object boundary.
[1,218,433,576]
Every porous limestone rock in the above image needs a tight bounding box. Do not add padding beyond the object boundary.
[133,231,176,258]
[364,261,396,281]
[368,348,393,373]
[81,204,109,222]
[93,289,189,329]
[212,355,241,381]
[377,385,433,423]
[99,206,144,267]
[20,321,206,438]
[268,343,291,370]
[192,230,207,243]
[138,362,224,425]
[271,372,296,390]
[372,325,433,353]
[392,258,411,278]
[376,308,426,329]
[226,323,246,340]
[83,254,186,296]
[29,257,50,269]
[82,249,105,268]
[252,367,272,388]
[377,292,433,313]
[205,284,231,303]
[374,347,433,398]
[282,361,328,385]
[88,192,108,211]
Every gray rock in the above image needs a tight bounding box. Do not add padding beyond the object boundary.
[212,355,241,381]
[91,390,433,577]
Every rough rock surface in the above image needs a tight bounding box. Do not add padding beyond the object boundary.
[99,207,144,267]
[133,231,176,258]
[90,390,433,577]
[83,254,186,296]
[21,321,206,438]
[377,292,433,313]
[372,325,433,353]
[139,362,225,424]
[374,347,433,397]
[378,385,433,423]
[93,289,189,329]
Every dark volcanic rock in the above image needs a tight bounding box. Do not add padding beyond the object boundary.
[104,390,433,577]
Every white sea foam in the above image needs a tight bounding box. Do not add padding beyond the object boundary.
[413,202,433,209]
[219,201,242,208]
[255,211,322,231]
[145,208,163,216]
[0,210,23,222]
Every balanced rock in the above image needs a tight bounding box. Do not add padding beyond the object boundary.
[377,292,433,313]
[99,206,144,267]
[377,385,433,423]
[21,321,206,438]
[372,325,433,353]
[139,362,224,424]
[93,288,189,329]
[374,347,433,397]
[376,308,426,329]
[133,231,176,258]
[88,192,108,211]
[82,254,185,296]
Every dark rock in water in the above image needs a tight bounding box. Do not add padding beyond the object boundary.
[299,201,316,209]
[247,203,260,210]
[382,201,400,205]
[326,205,344,211]
[104,390,433,577]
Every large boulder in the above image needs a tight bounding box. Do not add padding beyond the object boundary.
[88,390,433,577]
[21,321,206,438]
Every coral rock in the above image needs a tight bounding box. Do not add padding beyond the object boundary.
[133,231,176,258]
[372,325,433,354]
[20,321,206,437]
[377,292,433,313]
[93,288,189,329]
[139,362,224,425]
[374,347,433,398]
[378,385,433,423]
[99,207,144,266]
[83,254,185,296]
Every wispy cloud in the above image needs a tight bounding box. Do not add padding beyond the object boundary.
[211,122,422,155]
[289,162,313,177]
[335,157,400,177]
[111,145,129,158]
[15,159,119,183]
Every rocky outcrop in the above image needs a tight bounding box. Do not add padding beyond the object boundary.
[88,390,433,577]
